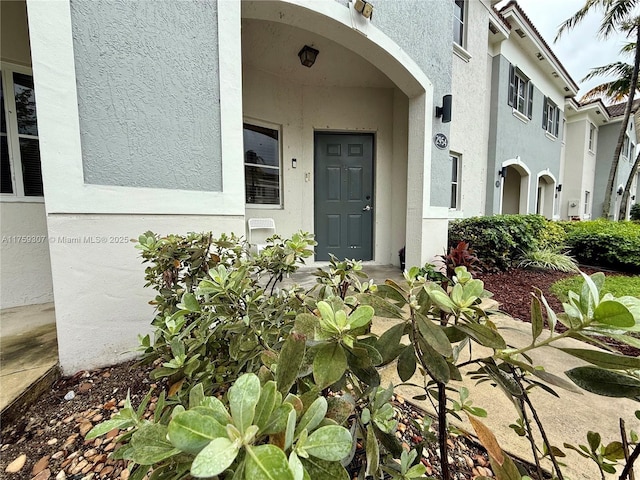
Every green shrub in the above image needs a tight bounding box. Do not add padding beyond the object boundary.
[631,203,640,221]
[518,248,578,273]
[538,220,568,250]
[561,220,640,272]
[448,214,547,270]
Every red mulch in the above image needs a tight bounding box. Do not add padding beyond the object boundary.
[477,267,639,357]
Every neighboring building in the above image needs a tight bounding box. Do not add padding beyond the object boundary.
[562,98,610,220]
[1,0,454,373]
[592,100,640,220]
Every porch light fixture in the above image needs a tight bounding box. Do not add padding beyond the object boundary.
[498,166,507,178]
[354,0,374,19]
[298,45,319,68]
[617,185,624,195]
[435,94,452,123]
[556,184,562,192]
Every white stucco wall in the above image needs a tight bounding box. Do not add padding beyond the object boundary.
[449,0,491,218]
[243,65,408,265]
[0,203,54,308]
[563,116,597,219]
[48,214,244,374]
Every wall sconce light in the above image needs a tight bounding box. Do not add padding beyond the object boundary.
[498,166,507,178]
[298,45,319,68]
[632,195,636,201]
[435,94,452,123]
[617,185,624,196]
[354,0,374,19]
[556,184,562,192]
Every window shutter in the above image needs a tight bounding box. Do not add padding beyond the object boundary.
[508,64,515,107]
[527,82,534,119]
[542,97,548,129]
[554,109,560,137]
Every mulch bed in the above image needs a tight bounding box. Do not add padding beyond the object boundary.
[1,267,635,479]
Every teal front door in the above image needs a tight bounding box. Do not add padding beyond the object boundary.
[314,133,374,261]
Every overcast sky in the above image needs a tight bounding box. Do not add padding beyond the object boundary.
[499,0,631,101]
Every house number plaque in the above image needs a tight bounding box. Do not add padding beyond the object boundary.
[434,133,448,150]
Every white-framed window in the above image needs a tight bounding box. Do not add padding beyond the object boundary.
[243,122,281,206]
[508,64,533,119]
[1,64,43,199]
[453,0,465,47]
[542,97,559,137]
[584,190,590,215]
[622,133,635,162]
[450,153,461,209]
[588,123,596,152]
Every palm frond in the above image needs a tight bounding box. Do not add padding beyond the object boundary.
[601,3,640,37]
[555,0,605,41]
[581,61,634,82]
[621,41,637,54]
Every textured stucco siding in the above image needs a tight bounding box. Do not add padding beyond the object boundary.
[487,55,563,213]
[70,0,223,192]
[372,0,453,208]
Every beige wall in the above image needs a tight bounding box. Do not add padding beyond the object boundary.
[1,0,31,66]
[243,65,409,265]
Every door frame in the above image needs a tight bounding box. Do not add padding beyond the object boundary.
[313,130,376,261]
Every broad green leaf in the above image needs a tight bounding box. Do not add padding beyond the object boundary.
[86,418,135,440]
[199,395,231,425]
[397,345,417,382]
[603,441,626,460]
[277,333,306,396]
[461,279,485,306]
[540,292,557,335]
[304,425,352,461]
[301,457,349,480]
[593,301,634,328]
[353,341,383,367]
[289,452,304,480]
[130,424,180,465]
[262,403,294,435]
[357,294,405,319]
[365,424,380,477]
[454,323,506,350]
[587,431,601,452]
[566,366,640,399]
[450,283,464,306]
[296,397,328,437]
[489,455,522,480]
[374,323,406,364]
[255,381,278,432]
[245,444,294,480]
[416,313,452,357]
[191,437,240,478]
[285,408,297,450]
[294,313,318,338]
[168,411,226,455]
[348,305,374,329]
[326,395,355,425]
[180,292,201,312]
[378,281,408,304]
[313,343,347,389]
[530,296,543,342]
[426,287,456,313]
[229,373,261,433]
[418,340,450,384]
[530,369,582,394]
[558,348,640,370]
[189,383,205,409]
[317,301,335,324]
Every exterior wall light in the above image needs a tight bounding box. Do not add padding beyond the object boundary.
[298,45,319,68]
[617,185,624,195]
[354,0,374,19]
[556,184,562,192]
[435,94,452,123]
[498,166,507,178]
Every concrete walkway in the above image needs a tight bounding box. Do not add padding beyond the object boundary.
[1,303,59,418]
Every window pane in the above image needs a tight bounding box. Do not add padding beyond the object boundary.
[19,137,43,196]
[451,155,458,182]
[1,136,12,193]
[450,184,457,209]
[244,124,278,167]
[13,73,38,136]
[245,165,279,205]
[1,74,6,134]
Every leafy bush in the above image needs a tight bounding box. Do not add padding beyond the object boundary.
[518,248,578,273]
[561,220,640,272]
[631,203,640,221]
[551,274,640,302]
[448,214,547,270]
[537,220,568,250]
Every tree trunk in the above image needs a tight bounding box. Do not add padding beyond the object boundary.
[618,147,640,220]
[602,22,640,219]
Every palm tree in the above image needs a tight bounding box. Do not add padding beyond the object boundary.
[556,0,640,219]
[580,54,640,220]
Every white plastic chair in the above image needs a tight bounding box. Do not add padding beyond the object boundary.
[247,218,276,254]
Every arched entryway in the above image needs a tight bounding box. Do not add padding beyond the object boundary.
[535,171,556,219]
[499,159,530,214]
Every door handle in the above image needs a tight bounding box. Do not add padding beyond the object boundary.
[362,205,372,211]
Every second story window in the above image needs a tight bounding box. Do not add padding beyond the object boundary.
[508,64,533,119]
[453,0,465,47]
[542,97,559,137]
[243,122,281,206]
[588,123,596,152]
